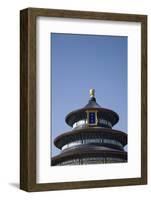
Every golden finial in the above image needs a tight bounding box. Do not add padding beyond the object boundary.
[89,89,95,97]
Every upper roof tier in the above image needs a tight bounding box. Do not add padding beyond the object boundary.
[65,89,119,127]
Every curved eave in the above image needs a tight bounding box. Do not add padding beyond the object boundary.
[54,127,127,149]
[51,147,127,166]
[65,107,119,127]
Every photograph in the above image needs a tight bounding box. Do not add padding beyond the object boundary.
[20,8,147,191]
[51,33,128,166]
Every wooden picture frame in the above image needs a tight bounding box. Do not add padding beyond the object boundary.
[20,7,147,192]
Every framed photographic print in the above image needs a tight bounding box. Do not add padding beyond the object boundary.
[20,7,147,191]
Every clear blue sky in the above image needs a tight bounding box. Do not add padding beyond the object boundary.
[51,33,127,156]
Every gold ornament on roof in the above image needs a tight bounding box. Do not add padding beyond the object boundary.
[89,89,95,97]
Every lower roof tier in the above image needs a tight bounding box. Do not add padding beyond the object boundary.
[54,127,127,150]
[51,146,127,166]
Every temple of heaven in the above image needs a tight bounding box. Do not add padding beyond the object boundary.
[51,89,127,166]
